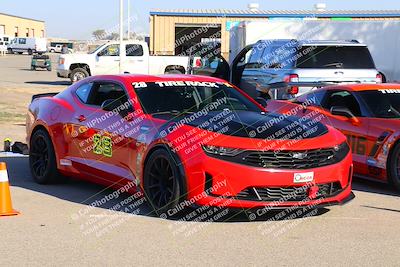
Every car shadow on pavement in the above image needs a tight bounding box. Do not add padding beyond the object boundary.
[0,156,344,223]
[25,81,71,86]
[352,177,400,197]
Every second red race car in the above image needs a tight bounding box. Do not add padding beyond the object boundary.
[26,74,354,215]
[266,83,400,191]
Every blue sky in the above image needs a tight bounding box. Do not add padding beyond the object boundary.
[2,0,400,39]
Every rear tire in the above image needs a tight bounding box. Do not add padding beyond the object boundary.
[143,149,184,216]
[29,129,62,184]
[388,142,400,191]
[28,49,33,55]
[7,48,13,54]
[70,67,89,83]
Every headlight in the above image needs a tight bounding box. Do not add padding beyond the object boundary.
[333,141,350,161]
[59,57,65,65]
[202,145,243,157]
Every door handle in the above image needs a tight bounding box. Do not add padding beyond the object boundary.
[75,115,86,122]
[252,77,258,80]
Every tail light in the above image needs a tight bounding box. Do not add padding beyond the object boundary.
[284,74,299,95]
[59,57,65,65]
[376,73,383,83]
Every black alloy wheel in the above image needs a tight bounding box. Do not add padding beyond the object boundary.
[144,149,182,215]
[29,129,60,184]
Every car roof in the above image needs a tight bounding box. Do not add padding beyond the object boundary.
[258,39,366,47]
[89,74,228,84]
[321,83,400,92]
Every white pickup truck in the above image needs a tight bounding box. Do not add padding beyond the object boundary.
[57,41,190,82]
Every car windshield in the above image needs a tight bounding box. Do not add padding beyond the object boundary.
[133,81,261,115]
[296,46,375,69]
[357,89,400,118]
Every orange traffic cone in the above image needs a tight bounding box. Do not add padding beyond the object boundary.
[0,162,19,216]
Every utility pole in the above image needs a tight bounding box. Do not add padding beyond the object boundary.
[119,0,123,73]
[127,0,131,39]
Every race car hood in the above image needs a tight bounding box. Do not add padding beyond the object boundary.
[156,110,328,139]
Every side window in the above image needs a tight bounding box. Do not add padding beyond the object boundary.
[19,38,26,44]
[98,44,120,57]
[322,90,362,116]
[75,83,93,103]
[237,49,253,68]
[296,91,326,106]
[87,82,129,107]
[126,44,143,56]
[245,45,265,69]
[267,46,295,69]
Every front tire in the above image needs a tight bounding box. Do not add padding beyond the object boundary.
[388,142,400,191]
[70,67,89,83]
[29,129,60,184]
[28,49,33,55]
[143,149,184,215]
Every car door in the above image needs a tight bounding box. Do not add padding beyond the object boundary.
[239,44,271,99]
[69,80,137,185]
[94,44,120,75]
[191,55,230,81]
[316,90,371,176]
[122,44,148,74]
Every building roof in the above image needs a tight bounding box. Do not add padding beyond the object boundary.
[0,12,45,23]
[150,9,400,18]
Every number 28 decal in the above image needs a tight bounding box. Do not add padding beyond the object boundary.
[93,134,112,157]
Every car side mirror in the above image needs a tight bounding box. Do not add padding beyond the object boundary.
[256,97,268,107]
[330,106,354,118]
[330,106,360,125]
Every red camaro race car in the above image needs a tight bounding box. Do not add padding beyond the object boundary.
[26,74,354,215]
[266,84,400,191]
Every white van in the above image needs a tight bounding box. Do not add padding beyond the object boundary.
[7,37,47,55]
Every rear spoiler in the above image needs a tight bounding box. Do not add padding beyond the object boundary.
[31,93,59,102]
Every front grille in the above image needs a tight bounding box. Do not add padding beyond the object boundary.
[243,148,338,169]
[235,182,343,202]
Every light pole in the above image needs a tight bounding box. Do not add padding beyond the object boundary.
[127,0,130,39]
[119,0,123,73]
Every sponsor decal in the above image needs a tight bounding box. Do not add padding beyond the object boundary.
[293,172,314,183]
[379,89,400,94]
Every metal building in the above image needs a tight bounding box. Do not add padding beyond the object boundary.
[149,9,400,59]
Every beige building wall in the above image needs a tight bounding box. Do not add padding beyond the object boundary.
[0,13,45,38]
[150,15,264,59]
[150,14,400,60]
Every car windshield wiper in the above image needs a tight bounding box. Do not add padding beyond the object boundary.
[151,110,193,116]
[389,105,400,117]
[322,62,344,68]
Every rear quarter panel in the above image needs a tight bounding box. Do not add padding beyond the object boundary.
[27,94,75,168]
